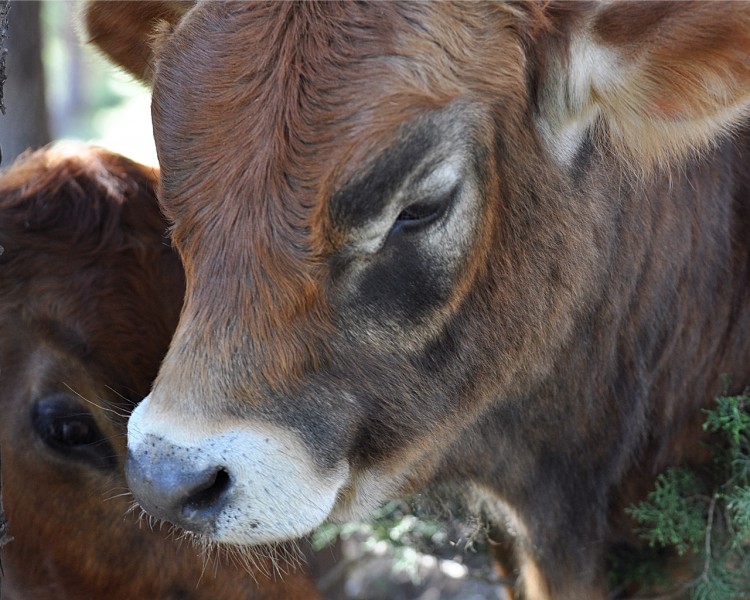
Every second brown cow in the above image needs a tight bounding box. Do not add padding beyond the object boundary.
[0,146,321,600]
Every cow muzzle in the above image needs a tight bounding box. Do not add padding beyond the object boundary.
[125,440,231,535]
[125,394,350,545]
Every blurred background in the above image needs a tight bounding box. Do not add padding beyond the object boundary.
[0,0,156,167]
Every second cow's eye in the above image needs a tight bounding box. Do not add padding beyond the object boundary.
[46,415,97,447]
[32,394,117,471]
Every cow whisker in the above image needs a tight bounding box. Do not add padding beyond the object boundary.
[196,537,227,585]
[226,544,268,581]
[124,499,310,585]
[123,500,140,518]
[103,489,134,503]
[103,385,138,414]
[61,383,132,427]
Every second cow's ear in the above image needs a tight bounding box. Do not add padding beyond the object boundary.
[82,0,194,84]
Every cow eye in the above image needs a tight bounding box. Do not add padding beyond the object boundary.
[32,395,117,471]
[391,188,457,236]
[396,201,443,224]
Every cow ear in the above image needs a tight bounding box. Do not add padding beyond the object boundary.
[81,1,194,84]
[538,1,750,169]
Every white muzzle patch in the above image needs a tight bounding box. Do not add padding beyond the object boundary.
[127,394,350,545]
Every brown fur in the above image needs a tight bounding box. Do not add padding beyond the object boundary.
[0,146,322,599]
[84,2,750,599]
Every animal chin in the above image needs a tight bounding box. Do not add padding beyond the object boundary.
[188,532,310,580]
[327,467,405,524]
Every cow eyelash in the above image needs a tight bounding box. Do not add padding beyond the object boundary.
[392,187,458,232]
[396,201,443,223]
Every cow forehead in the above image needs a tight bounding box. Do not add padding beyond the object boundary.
[150,1,528,218]
[147,1,528,387]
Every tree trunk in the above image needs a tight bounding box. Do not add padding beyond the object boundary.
[0,0,50,166]
[0,445,11,578]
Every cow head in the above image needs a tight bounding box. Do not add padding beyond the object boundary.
[85,2,750,597]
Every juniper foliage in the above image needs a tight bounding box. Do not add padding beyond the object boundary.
[616,391,750,599]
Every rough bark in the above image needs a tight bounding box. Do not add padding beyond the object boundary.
[0,0,50,166]
[0,445,11,578]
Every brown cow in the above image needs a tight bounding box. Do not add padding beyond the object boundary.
[84,2,750,599]
[0,146,321,600]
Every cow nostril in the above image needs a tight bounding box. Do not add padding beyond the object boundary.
[126,448,234,533]
[184,468,231,514]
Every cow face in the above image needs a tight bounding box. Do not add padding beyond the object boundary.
[85,2,750,598]
[122,1,538,545]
